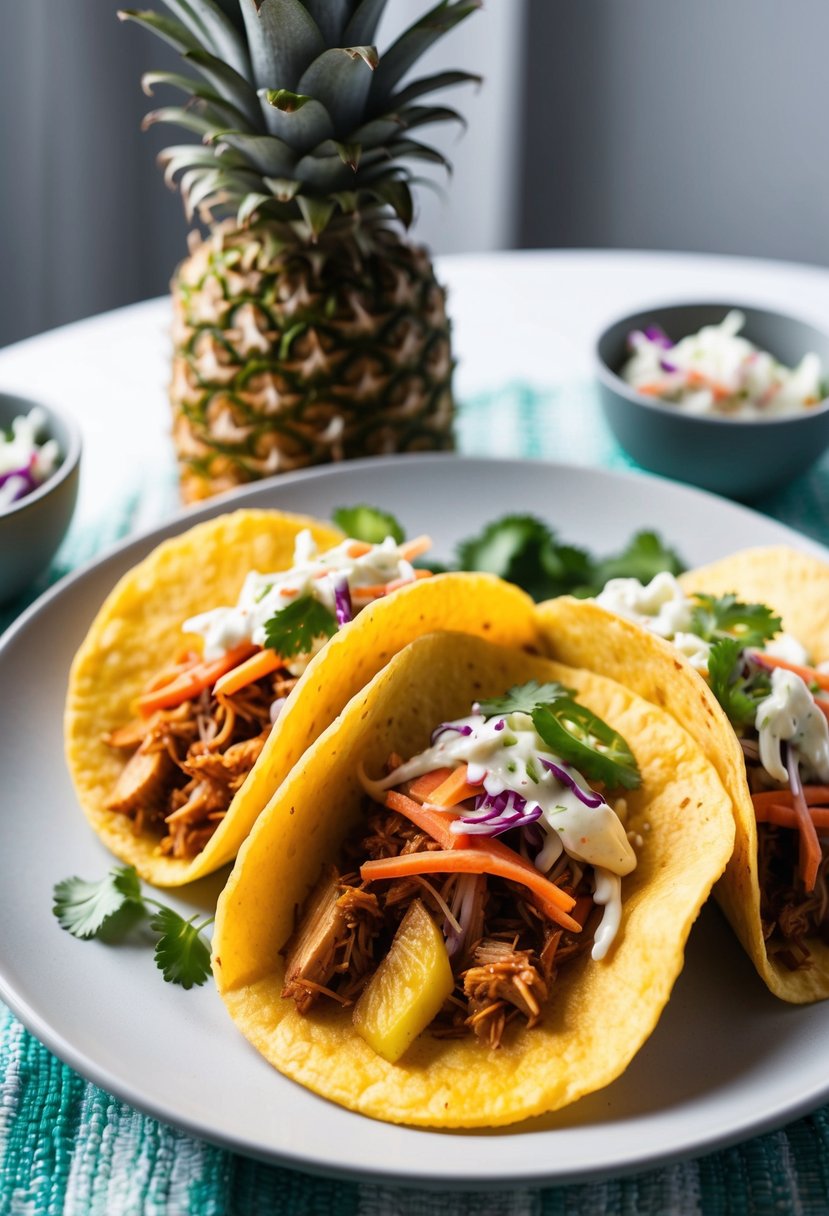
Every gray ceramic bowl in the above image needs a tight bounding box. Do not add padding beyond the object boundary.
[0,393,81,604]
[595,302,829,500]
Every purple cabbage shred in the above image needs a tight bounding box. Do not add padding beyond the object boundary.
[540,759,604,807]
[430,722,474,746]
[332,576,353,626]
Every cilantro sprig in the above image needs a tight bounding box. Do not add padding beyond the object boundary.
[689,593,781,649]
[332,504,405,545]
[478,680,574,717]
[263,594,338,659]
[53,865,213,989]
[455,516,685,601]
[706,637,772,729]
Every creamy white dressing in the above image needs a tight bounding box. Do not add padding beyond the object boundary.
[755,667,829,784]
[381,710,637,959]
[183,530,416,662]
[596,573,811,682]
[596,573,713,670]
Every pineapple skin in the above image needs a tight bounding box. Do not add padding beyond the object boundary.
[170,223,455,503]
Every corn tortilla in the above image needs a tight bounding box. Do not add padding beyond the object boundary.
[213,631,733,1128]
[538,545,829,1003]
[65,510,541,886]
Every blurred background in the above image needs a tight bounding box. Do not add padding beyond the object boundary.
[3,0,828,347]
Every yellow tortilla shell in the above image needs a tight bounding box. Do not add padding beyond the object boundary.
[213,631,733,1128]
[65,510,540,886]
[538,550,829,1003]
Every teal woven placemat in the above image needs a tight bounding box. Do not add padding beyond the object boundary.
[3,381,829,1215]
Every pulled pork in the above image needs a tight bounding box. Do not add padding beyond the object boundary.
[757,822,829,969]
[281,804,594,1047]
[104,671,297,858]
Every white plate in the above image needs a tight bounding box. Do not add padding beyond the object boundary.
[2,455,829,1190]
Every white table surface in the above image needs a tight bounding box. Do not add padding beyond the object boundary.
[3,247,829,533]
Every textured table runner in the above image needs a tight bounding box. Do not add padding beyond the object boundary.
[3,382,829,1215]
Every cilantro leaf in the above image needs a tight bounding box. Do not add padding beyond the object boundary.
[151,907,212,989]
[263,595,338,659]
[53,865,143,939]
[479,679,574,717]
[456,515,592,601]
[592,531,685,589]
[456,517,685,602]
[690,593,781,649]
[332,505,405,545]
[707,637,772,728]
[53,865,214,989]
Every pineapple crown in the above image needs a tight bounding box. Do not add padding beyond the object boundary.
[120,0,481,242]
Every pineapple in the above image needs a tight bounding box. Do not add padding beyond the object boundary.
[121,0,481,502]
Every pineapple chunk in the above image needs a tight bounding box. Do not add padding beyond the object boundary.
[352,899,454,1064]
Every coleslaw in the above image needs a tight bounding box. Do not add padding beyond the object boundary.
[621,310,825,419]
[0,408,60,510]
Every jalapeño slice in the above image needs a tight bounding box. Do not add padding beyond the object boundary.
[532,700,641,790]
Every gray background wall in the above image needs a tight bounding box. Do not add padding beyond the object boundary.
[2,1,828,348]
[519,0,829,265]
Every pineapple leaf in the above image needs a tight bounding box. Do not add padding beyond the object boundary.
[370,0,482,106]
[263,176,302,201]
[334,142,361,171]
[367,179,414,227]
[389,69,482,109]
[142,69,212,98]
[293,152,355,191]
[386,138,451,171]
[212,131,298,176]
[258,91,336,152]
[180,168,224,219]
[183,49,263,127]
[400,104,467,134]
[296,195,337,238]
[331,190,359,214]
[296,48,378,138]
[237,191,275,224]
[117,10,202,55]
[159,0,251,77]
[301,0,352,45]
[241,0,325,92]
[142,106,219,137]
[343,0,389,46]
[350,117,404,148]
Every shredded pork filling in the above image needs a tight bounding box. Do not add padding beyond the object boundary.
[281,805,596,1047]
[103,671,297,858]
[747,757,829,968]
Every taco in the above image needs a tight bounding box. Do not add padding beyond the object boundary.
[65,509,540,887]
[537,545,829,1002]
[212,631,733,1127]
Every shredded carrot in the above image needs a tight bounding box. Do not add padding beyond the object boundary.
[346,541,373,558]
[360,847,579,932]
[427,763,483,808]
[384,790,469,850]
[754,783,823,892]
[351,570,432,601]
[213,647,282,697]
[398,534,432,562]
[407,768,455,801]
[753,653,829,692]
[754,802,829,831]
[751,787,829,811]
[636,382,670,397]
[136,642,257,717]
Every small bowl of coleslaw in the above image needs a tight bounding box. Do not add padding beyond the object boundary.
[595,303,829,499]
[0,392,81,603]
